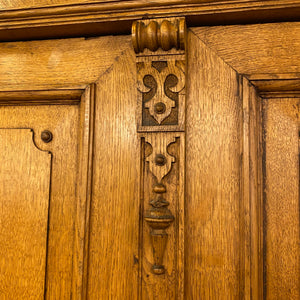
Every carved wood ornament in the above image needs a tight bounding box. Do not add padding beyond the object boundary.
[133,17,186,296]
[144,134,176,275]
[132,19,185,54]
[137,61,185,125]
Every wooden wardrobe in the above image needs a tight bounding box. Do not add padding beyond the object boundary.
[0,1,299,299]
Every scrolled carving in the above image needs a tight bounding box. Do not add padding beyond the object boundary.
[134,17,186,289]
[144,135,176,274]
[132,18,186,53]
[145,135,176,182]
[138,61,185,124]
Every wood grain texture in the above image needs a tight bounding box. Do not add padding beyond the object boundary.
[0,0,300,41]
[241,78,263,300]
[263,98,300,299]
[259,91,300,98]
[87,48,140,299]
[141,132,185,299]
[137,59,186,132]
[134,17,186,298]
[0,104,79,299]
[0,89,83,105]
[3,0,297,11]
[73,85,95,299]
[132,18,185,54]
[0,35,130,91]
[192,22,300,77]
[0,129,51,299]
[252,79,300,93]
[185,29,242,298]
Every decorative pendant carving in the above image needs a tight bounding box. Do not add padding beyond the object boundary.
[144,135,176,274]
[133,16,186,296]
[138,61,185,124]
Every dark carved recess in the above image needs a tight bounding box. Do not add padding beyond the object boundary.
[139,61,181,126]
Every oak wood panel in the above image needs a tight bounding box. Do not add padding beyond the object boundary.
[0,35,130,91]
[87,48,140,299]
[0,104,79,299]
[263,98,300,299]
[185,29,242,299]
[0,129,51,299]
[191,22,300,77]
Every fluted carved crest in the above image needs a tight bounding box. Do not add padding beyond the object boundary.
[132,18,186,54]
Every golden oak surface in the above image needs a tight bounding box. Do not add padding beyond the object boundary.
[0,12,299,300]
[0,0,299,42]
[263,98,300,299]
[186,30,241,298]
[0,129,51,299]
[0,104,80,299]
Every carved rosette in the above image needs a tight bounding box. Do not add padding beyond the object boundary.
[133,17,186,282]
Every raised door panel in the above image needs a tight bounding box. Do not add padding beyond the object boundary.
[263,98,300,299]
[0,103,80,299]
[0,35,139,299]
[0,129,51,299]
[1,19,299,300]
[191,22,300,299]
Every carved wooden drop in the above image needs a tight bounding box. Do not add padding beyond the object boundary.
[145,183,174,275]
[133,17,186,292]
[132,19,186,54]
[144,135,176,274]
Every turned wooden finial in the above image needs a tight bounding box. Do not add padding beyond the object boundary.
[132,18,186,54]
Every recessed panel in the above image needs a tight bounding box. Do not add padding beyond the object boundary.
[0,129,51,299]
[263,98,300,299]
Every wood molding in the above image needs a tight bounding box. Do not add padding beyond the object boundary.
[0,89,83,105]
[191,22,300,99]
[240,76,264,299]
[191,23,300,78]
[0,86,95,298]
[75,85,96,299]
[0,0,300,41]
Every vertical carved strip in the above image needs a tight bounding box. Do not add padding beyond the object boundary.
[144,134,176,274]
[133,17,186,299]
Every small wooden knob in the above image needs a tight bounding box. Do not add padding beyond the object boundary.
[154,102,166,114]
[155,154,166,166]
[41,130,53,143]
